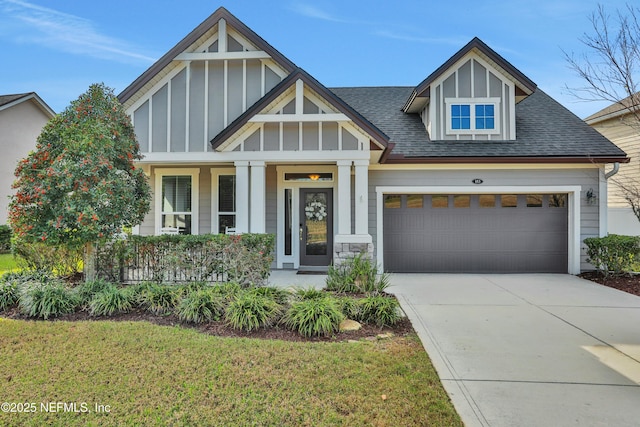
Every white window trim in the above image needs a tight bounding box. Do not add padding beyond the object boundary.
[210,168,237,234]
[445,97,501,135]
[154,168,200,235]
[375,185,582,275]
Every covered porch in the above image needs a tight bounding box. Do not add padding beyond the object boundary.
[140,157,373,270]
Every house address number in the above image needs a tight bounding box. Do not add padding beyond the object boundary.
[472,179,484,184]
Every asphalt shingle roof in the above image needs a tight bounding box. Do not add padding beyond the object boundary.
[330,86,627,160]
[0,93,31,108]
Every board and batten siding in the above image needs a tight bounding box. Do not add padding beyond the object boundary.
[368,167,601,271]
[426,56,514,141]
[131,32,286,154]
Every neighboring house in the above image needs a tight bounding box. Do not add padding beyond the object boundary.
[118,7,627,274]
[585,98,640,236]
[0,93,55,225]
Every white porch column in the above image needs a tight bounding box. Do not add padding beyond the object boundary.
[234,161,249,233]
[337,160,352,235]
[354,160,369,235]
[250,161,266,233]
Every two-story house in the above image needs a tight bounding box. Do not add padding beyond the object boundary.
[586,97,640,235]
[118,7,627,274]
[0,93,55,224]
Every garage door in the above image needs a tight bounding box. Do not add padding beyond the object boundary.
[383,194,568,273]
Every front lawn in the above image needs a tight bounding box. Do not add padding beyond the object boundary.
[0,319,462,426]
[0,253,18,274]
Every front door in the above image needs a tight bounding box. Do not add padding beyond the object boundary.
[300,188,333,266]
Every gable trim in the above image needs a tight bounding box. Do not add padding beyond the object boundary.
[404,37,537,112]
[248,113,350,123]
[118,7,296,105]
[210,68,390,150]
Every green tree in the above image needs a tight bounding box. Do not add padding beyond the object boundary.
[9,83,151,248]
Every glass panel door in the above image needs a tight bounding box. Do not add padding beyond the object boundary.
[300,188,333,266]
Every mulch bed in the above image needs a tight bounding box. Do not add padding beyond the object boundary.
[0,307,415,343]
[579,271,640,298]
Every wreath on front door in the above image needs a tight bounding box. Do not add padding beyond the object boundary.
[305,200,327,221]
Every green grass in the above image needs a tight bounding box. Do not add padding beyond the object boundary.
[0,253,19,274]
[0,319,462,426]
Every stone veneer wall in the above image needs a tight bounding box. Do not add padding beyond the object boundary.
[333,241,374,265]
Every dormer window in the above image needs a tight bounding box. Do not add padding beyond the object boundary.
[445,98,500,135]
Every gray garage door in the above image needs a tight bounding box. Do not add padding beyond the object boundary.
[383,194,568,273]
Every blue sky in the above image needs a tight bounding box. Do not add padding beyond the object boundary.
[0,0,632,118]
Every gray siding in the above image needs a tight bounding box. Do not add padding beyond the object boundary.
[342,128,358,150]
[151,85,168,152]
[264,123,279,151]
[170,69,187,152]
[235,120,362,153]
[133,55,285,154]
[133,101,149,152]
[246,59,262,107]
[208,61,225,142]
[474,61,487,97]
[227,60,243,121]
[189,62,206,151]
[322,123,338,150]
[368,168,601,271]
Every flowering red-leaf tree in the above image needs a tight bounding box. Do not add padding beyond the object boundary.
[9,83,151,252]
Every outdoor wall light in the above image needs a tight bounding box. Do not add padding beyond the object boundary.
[586,188,597,205]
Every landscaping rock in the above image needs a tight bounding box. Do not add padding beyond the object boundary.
[339,319,362,331]
[376,332,395,339]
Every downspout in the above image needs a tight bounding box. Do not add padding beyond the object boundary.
[605,162,620,179]
[599,162,620,238]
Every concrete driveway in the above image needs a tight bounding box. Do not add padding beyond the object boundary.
[389,274,640,427]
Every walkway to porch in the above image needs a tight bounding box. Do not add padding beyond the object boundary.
[268,269,327,289]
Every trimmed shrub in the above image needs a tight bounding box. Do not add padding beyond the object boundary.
[359,295,401,327]
[225,291,282,332]
[176,289,225,323]
[284,297,344,337]
[138,283,182,315]
[0,225,11,254]
[584,234,640,276]
[89,285,134,316]
[93,233,275,285]
[19,280,79,319]
[326,253,389,294]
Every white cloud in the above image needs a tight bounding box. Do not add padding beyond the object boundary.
[0,0,156,64]
[374,30,469,47]
[290,4,346,22]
